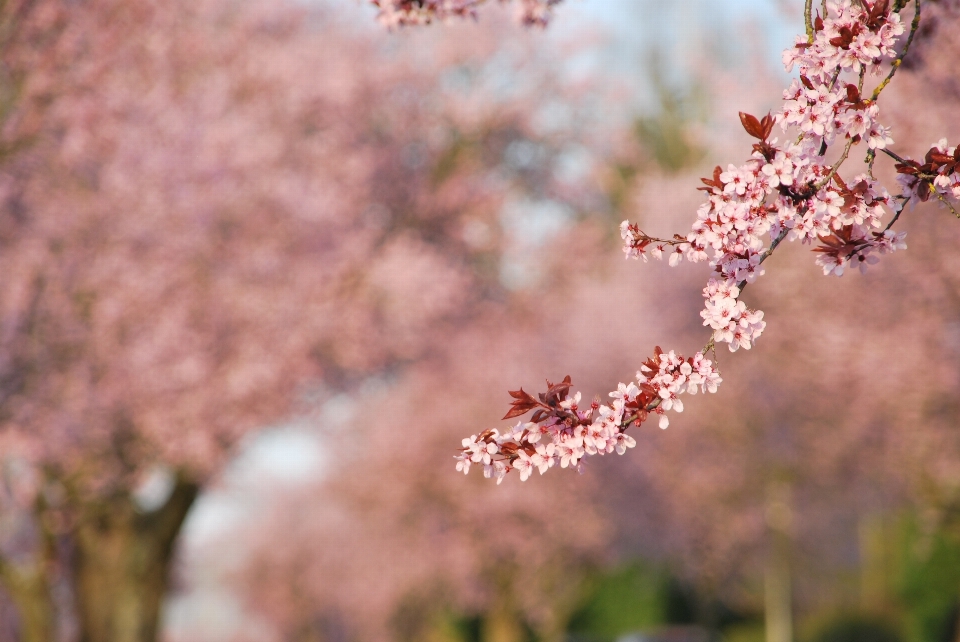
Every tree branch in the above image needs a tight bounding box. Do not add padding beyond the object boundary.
[871,0,921,101]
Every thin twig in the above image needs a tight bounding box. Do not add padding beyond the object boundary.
[883,195,910,231]
[829,67,842,91]
[879,147,907,164]
[871,0,920,101]
[701,336,715,355]
[815,138,857,191]
[747,227,791,286]
[934,190,960,219]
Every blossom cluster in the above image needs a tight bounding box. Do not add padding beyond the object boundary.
[895,139,960,206]
[370,0,561,28]
[455,349,720,482]
[700,280,766,351]
[620,0,917,353]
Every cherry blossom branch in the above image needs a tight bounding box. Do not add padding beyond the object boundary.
[456,0,960,483]
[369,0,562,28]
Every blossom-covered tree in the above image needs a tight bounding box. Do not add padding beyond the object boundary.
[0,0,607,640]
[203,4,960,642]
[228,334,611,642]
[198,4,960,636]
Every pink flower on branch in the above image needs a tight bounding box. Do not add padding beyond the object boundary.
[455,349,722,482]
[370,0,562,28]
[458,0,960,481]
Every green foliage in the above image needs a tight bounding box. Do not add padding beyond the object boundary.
[723,622,766,642]
[895,518,960,642]
[634,76,705,174]
[809,615,903,642]
[566,561,694,641]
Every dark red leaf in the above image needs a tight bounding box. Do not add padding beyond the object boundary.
[829,25,855,49]
[866,0,889,29]
[895,163,918,175]
[760,113,774,140]
[508,388,535,403]
[845,84,860,103]
[502,403,536,420]
[929,152,954,165]
[739,112,765,139]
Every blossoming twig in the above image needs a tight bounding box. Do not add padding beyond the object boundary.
[457,0,960,482]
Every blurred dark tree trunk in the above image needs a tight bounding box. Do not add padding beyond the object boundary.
[74,478,197,642]
[0,560,55,642]
[0,488,59,642]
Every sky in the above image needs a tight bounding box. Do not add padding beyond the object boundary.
[551,0,797,111]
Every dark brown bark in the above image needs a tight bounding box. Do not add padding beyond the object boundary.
[73,478,198,642]
[0,478,60,642]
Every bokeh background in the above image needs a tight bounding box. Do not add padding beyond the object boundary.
[1,1,960,641]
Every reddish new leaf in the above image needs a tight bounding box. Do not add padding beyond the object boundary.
[739,112,765,140]
[502,403,538,420]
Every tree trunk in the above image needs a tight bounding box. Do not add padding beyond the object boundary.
[0,558,55,642]
[481,606,524,642]
[857,513,887,613]
[73,478,198,642]
[764,481,793,642]
[481,577,525,642]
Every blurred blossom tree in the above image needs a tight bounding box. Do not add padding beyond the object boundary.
[198,2,960,641]
[0,0,959,640]
[0,0,610,640]
[231,336,612,642]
